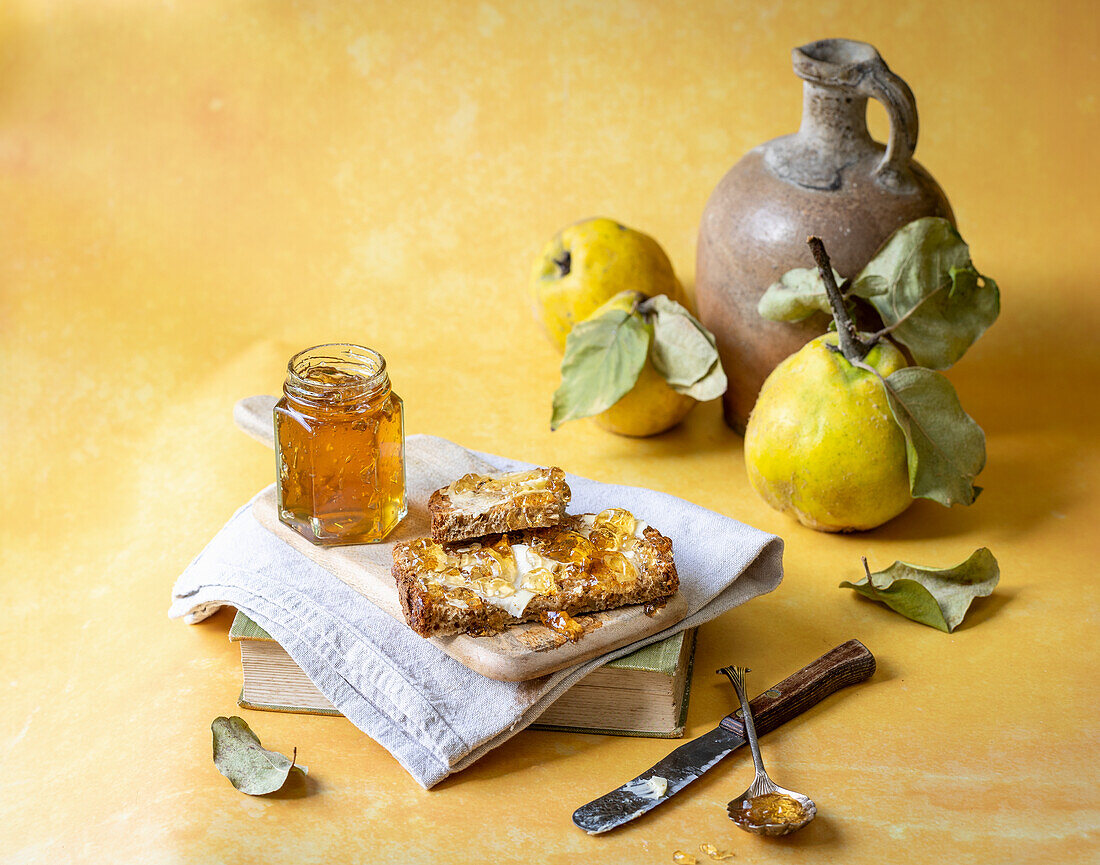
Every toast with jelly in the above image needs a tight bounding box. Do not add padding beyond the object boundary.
[428,467,570,543]
[393,509,678,639]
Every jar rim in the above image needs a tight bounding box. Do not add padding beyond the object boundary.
[285,343,390,402]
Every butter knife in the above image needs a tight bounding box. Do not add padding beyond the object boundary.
[572,639,875,834]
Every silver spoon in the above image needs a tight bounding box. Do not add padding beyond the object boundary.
[717,665,816,836]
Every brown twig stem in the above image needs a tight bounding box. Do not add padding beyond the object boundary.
[861,556,886,598]
[807,235,874,363]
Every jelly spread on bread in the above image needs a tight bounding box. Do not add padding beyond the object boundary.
[400,508,654,618]
[443,467,568,517]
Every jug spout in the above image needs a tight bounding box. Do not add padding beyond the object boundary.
[792,38,885,87]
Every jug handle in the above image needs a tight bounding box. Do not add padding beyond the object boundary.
[859,62,919,189]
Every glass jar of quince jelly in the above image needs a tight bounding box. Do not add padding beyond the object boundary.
[274,343,406,545]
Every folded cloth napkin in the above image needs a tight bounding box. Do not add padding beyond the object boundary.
[170,435,783,788]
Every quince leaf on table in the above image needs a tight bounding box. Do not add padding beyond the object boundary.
[853,217,1000,370]
[840,548,1000,632]
[757,265,873,322]
[641,295,728,400]
[211,716,306,795]
[551,308,650,430]
[878,366,986,506]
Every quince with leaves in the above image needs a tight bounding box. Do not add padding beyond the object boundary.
[551,291,727,437]
[746,227,996,532]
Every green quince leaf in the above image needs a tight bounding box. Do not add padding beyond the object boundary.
[879,366,986,506]
[640,294,727,400]
[856,217,1000,369]
[211,716,306,795]
[757,266,854,322]
[840,548,1000,632]
[551,308,650,429]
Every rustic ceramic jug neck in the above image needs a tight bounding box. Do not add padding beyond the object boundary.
[764,38,920,193]
[797,83,873,158]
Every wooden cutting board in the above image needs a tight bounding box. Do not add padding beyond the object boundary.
[237,396,689,682]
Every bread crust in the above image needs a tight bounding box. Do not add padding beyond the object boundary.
[394,516,678,638]
[428,467,570,543]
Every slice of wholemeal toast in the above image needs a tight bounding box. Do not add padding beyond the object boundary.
[428,467,570,543]
[393,509,678,639]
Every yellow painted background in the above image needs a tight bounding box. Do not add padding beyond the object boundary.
[3,1,1098,863]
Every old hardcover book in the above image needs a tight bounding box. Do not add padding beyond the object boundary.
[230,611,696,737]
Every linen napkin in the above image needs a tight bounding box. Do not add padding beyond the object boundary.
[170,434,783,788]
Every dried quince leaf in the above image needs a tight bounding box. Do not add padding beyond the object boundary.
[758,266,873,322]
[673,357,727,401]
[840,549,1000,632]
[643,296,715,384]
[640,295,727,400]
[551,308,650,429]
[879,366,986,506]
[211,716,306,795]
[855,217,1000,370]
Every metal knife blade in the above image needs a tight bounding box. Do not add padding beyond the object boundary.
[572,639,876,834]
[572,725,747,834]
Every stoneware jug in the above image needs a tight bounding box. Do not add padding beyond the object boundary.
[696,38,954,433]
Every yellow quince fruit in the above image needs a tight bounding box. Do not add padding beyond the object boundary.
[744,333,912,532]
[578,291,695,436]
[593,358,696,437]
[530,218,686,351]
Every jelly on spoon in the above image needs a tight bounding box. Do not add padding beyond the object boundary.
[717,665,817,836]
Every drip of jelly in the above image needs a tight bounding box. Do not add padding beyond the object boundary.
[540,610,586,642]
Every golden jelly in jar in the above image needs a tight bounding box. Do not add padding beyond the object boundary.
[274,344,406,545]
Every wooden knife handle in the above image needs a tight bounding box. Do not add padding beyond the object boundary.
[718,639,875,737]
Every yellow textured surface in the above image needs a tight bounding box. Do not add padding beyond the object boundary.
[3,2,1098,863]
